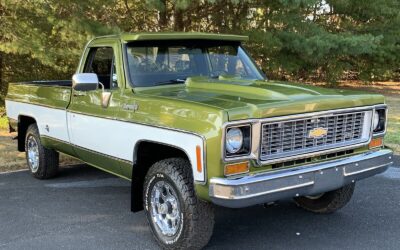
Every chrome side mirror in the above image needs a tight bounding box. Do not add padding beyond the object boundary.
[72,73,99,91]
[72,73,111,108]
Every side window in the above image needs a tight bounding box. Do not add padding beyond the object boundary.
[84,47,117,89]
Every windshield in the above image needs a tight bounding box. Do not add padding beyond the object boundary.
[126,40,265,87]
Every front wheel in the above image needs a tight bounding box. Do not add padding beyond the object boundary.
[294,183,355,214]
[143,158,214,249]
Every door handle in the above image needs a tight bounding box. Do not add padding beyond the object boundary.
[122,103,139,111]
[73,92,86,97]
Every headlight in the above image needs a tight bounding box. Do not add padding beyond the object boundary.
[226,128,243,154]
[373,108,386,133]
[225,125,251,157]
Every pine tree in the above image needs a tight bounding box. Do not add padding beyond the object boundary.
[0,0,399,95]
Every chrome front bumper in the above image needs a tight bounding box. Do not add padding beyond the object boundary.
[209,149,393,208]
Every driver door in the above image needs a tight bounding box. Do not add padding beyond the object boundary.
[68,45,124,174]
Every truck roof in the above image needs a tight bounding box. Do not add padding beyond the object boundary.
[92,32,249,43]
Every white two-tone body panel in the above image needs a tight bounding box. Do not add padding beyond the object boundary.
[6,100,206,183]
[67,112,206,182]
[6,100,70,142]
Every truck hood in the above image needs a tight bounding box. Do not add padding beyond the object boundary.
[135,77,385,121]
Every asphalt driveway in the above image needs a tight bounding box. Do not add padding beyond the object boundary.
[0,158,399,250]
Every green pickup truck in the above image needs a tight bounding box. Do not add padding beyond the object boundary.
[5,32,393,249]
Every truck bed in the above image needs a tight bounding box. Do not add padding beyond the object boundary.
[11,80,72,87]
[6,81,72,109]
[6,81,73,146]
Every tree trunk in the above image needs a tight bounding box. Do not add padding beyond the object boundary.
[0,5,4,100]
[0,52,2,84]
[174,9,184,31]
[158,0,168,29]
[0,52,6,105]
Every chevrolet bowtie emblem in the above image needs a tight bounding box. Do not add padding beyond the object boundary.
[308,127,328,139]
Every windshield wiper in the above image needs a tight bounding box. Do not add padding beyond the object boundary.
[154,78,186,86]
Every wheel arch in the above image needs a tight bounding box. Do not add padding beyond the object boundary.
[131,140,191,212]
[17,115,37,152]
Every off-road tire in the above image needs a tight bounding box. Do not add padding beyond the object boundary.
[143,158,214,249]
[294,183,355,214]
[25,124,59,179]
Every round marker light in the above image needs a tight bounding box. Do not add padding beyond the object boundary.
[226,127,243,154]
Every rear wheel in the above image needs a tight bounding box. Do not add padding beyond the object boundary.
[143,158,214,249]
[25,124,59,179]
[294,183,355,214]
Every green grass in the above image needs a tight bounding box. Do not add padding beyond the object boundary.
[0,116,8,130]
[0,105,7,130]
[385,96,400,154]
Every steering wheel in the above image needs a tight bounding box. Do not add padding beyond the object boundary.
[138,58,162,72]
[211,70,229,78]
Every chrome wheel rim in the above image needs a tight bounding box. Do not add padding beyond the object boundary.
[27,135,39,172]
[150,180,181,236]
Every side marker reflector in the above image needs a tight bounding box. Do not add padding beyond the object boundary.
[196,145,202,173]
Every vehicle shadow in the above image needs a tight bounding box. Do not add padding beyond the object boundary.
[206,170,399,250]
[57,164,114,180]
[52,164,397,250]
[207,201,366,250]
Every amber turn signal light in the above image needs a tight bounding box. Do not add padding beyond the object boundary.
[369,137,383,149]
[224,162,249,176]
[196,145,202,173]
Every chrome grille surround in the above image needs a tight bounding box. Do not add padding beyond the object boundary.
[259,109,373,163]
